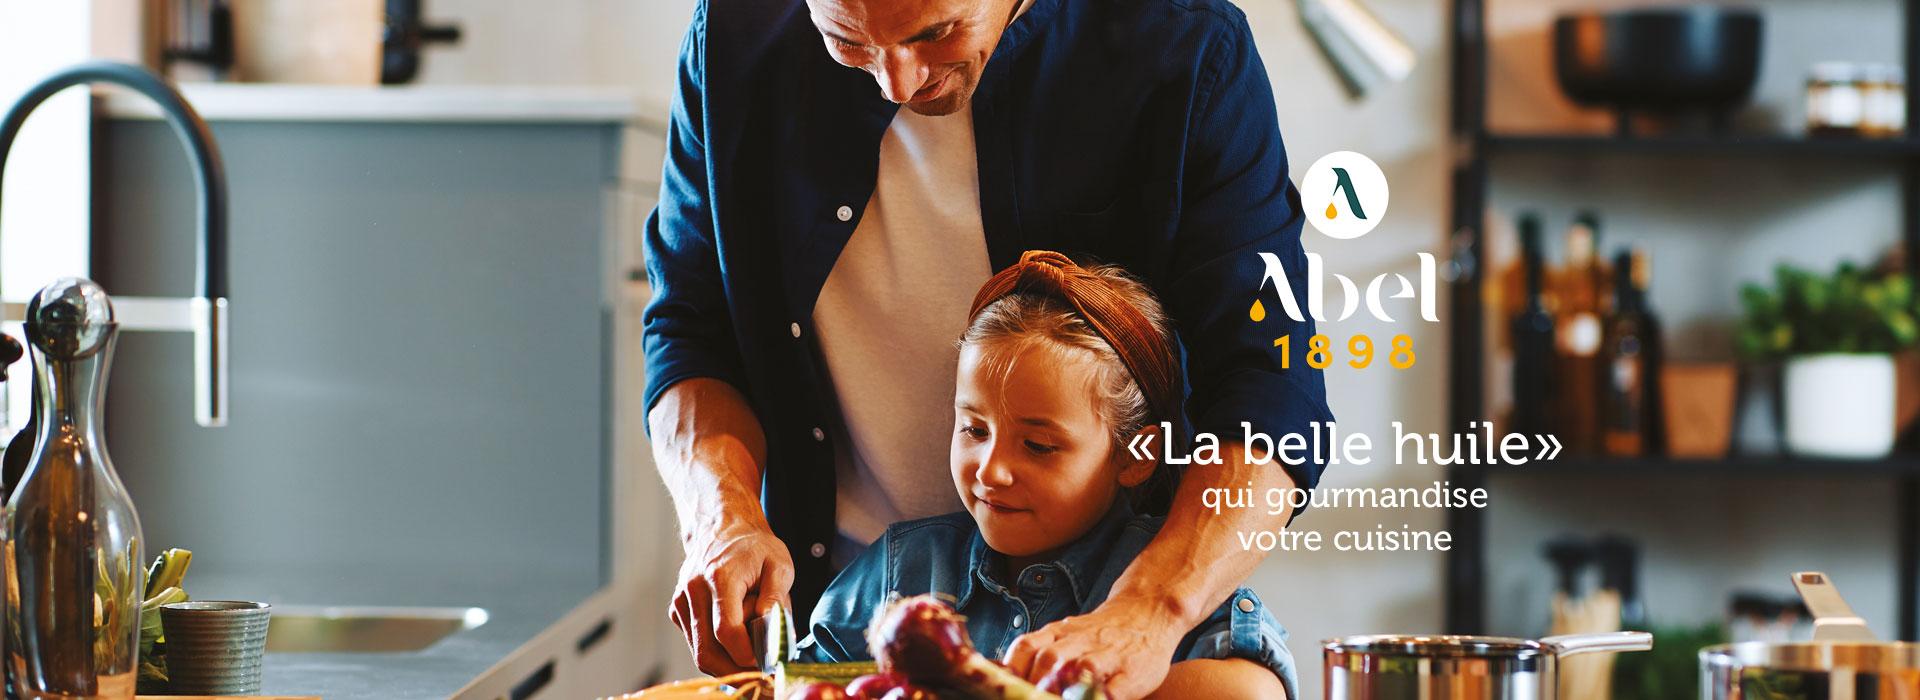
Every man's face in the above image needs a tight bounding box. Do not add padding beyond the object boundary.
[805,0,1019,116]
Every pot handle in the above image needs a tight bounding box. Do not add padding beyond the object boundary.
[1791,571,1878,642]
[1540,631,1653,657]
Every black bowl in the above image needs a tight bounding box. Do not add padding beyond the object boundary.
[1553,6,1763,116]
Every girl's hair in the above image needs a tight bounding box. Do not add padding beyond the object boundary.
[959,252,1175,451]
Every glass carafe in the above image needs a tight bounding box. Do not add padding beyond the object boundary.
[4,279,143,700]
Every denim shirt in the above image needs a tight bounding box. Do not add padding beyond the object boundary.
[641,0,1335,618]
[797,504,1299,698]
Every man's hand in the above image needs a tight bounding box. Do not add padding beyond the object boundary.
[1002,596,1185,700]
[1005,443,1294,698]
[650,378,786,676]
[670,521,795,675]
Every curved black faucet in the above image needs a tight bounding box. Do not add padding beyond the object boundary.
[0,61,231,427]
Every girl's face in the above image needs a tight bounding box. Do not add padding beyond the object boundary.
[951,340,1156,561]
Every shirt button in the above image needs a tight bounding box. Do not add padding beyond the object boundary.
[790,322,802,338]
[810,542,827,559]
[1237,597,1256,613]
[812,427,826,442]
[836,205,853,222]
[1011,614,1024,628]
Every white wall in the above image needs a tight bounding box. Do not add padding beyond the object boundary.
[0,1,94,432]
[1240,4,1453,695]
[413,0,693,110]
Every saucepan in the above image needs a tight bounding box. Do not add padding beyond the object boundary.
[1323,630,1652,699]
[1700,571,1920,700]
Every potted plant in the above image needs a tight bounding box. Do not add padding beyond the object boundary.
[1737,262,1919,458]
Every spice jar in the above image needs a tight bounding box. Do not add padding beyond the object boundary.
[1807,62,1865,137]
[1862,63,1908,138]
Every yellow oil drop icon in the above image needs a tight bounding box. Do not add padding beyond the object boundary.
[1249,298,1266,322]
[1325,201,1339,219]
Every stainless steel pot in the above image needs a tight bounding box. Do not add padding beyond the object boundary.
[1323,631,1652,699]
[1700,571,1920,700]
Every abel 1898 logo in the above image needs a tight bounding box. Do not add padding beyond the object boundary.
[1301,150,1390,240]
[1247,150,1432,372]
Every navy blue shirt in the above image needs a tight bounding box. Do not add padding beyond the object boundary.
[641,0,1334,617]
[796,503,1300,698]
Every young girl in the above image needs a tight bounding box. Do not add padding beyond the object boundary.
[798,251,1298,698]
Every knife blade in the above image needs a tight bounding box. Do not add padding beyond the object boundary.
[750,601,796,672]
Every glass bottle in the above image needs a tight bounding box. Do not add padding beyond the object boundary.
[1509,213,1558,438]
[5,279,143,700]
[1601,249,1660,457]
[1554,212,1607,454]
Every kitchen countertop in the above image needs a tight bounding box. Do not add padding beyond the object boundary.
[99,83,667,127]
[190,564,601,699]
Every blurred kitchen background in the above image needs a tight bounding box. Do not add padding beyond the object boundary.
[3,0,1917,697]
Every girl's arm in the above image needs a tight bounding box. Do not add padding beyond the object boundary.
[1147,659,1289,700]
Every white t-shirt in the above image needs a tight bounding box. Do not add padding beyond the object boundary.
[812,107,991,547]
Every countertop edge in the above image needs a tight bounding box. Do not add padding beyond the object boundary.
[453,575,651,700]
[99,83,669,128]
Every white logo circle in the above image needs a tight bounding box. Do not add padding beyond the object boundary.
[1300,151,1389,240]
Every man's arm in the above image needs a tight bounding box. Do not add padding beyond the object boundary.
[1005,11,1330,698]
[643,0,797,676]
[1116,443,1294,635]
[652,379,794,675]
[1002,445,1293,697]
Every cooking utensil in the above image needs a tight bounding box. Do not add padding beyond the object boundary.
[1793,571,1875,643]
[1296,0,1416,98]
[1701,571,1920,699]
[1323,630,1652,699]
[1593,536,1645,629]
[1552,6,1764,135]
[750,602,797,673]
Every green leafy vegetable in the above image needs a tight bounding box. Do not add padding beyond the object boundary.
[135,548,193,694]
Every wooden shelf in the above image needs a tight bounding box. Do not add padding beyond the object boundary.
[1476,453,1920,477]
[1484,133,1920,159]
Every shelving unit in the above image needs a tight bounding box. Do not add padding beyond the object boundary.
[1488,134,1920,158]
[1485,454,1920,477]
[1443,0,1920,639]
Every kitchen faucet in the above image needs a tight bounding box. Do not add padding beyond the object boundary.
[0,61,229,427]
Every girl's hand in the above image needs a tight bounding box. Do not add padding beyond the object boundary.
[1002,596,1184,700]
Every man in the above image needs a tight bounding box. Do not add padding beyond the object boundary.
[642,0,1332,695]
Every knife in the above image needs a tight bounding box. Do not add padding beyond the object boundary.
[749,601,796,672]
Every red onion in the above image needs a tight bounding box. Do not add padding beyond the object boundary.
[845,672,908,699]
[879,686,938,700]
[866,595,1065,700]
[1036,659,1106,698]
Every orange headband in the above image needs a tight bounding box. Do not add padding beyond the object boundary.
[966,250,1181,429]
